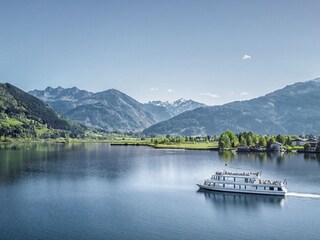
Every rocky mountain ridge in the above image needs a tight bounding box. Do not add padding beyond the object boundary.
[29,87,205,131]
[143,78,320,135]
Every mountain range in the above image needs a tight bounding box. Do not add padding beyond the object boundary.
[29,87,205,132]
[143,99,205,122]
[143,78,320,135]
[6,77,320,136]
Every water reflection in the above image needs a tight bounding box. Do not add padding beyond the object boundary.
[198,189,286,210]
[218,150,237,161]
[304,153,320,164]
[0,143,159,183]
[219,151,293,166]
[0,143,114,182]
[218,150,320,167]
[1,144,320,240]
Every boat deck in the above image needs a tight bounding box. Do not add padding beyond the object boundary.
[197,170,288,196]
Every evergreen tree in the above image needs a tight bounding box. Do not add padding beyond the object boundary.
[276,134,285,144]
[219,133,231,149]
[304,143,311,151]
[258,136,267,147]
[224,130,239,148]
[285,136,291,146]
[240,136,247,146]
[267,136,277,149]
[252,134,259,145]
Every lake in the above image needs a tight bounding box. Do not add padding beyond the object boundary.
[0,143,319,240]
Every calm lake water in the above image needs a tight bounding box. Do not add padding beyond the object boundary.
[0,143,320,240]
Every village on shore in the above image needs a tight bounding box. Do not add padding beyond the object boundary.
[236,137,319,153]
[109,130,320,153]
[214,131,320,153]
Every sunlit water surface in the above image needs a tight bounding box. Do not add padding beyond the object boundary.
[0,143,319,240]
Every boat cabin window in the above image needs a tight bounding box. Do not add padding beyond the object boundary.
[278,187,282,191]
[269,187,274,191]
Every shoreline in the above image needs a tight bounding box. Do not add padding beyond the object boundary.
[1,140,319,153]
[109,142,219,151]
[109,143,320,153]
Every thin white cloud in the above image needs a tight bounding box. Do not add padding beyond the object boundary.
[150,87,158,91]
[228,92,234,96]
[242,54,252,60]
[239,92,249,96]
[200,92,219,98]
[167,89,175,93]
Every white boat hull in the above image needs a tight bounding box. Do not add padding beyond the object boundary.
[197,184,287,196]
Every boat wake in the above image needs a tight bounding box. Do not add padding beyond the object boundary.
[287,192,320,199]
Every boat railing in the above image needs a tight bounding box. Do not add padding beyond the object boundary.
[209,178,283,185]
[215,171,260,177]
[211,171,284,186]
[256,179,283,185]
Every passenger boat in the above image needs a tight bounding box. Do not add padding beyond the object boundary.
[197,171,288,196]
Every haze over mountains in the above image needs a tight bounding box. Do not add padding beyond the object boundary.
[29,87,205,132]
[144,78,320,135]
[4,77,318,135]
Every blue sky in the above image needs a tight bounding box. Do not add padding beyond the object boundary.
[0,0,319,105]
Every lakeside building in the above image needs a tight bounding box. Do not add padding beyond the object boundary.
[270,142,284,152]
[305,139,318,152]
[291,138,306,146]
[237,145,250,152]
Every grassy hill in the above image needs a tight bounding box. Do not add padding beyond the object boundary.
[0,83,86,141]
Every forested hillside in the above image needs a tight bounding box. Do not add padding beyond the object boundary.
[144,78,320,135]
[0,83,86,140]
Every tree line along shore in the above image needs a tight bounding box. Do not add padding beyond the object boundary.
[110,131,320,153]
[1,128,320,153]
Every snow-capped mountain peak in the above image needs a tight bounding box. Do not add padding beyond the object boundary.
[144,98,206,122]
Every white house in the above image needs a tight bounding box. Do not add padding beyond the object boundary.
[270,142,283,152]
[305,139,318,152]
[291,138,306,146]
[237,145,250,152]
